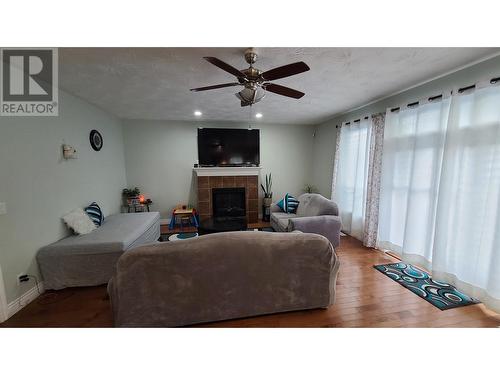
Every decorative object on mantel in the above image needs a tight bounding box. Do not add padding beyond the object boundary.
[303,184,318,194]
[89,129,103,151]
[62,144,77,159]
[261,173,273,222]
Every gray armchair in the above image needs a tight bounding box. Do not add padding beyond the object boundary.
[270,193,341,247]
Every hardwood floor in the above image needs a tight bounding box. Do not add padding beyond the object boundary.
[1,235,499,328]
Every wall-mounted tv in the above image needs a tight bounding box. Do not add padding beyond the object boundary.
[197,128,260,167]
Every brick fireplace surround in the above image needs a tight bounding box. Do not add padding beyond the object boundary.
[197,175,259,223]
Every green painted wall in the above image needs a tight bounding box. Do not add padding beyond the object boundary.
[0,90,127,304]
[122,120,316,218]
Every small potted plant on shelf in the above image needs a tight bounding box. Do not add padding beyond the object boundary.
[261,174,273,221]
[122,187,141,205]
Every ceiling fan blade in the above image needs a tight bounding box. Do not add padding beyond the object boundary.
[203,57,247,79]
[190,82,241,92]
[263,83,305,99]
[261,61,310,81]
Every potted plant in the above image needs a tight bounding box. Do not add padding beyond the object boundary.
[261,174,273,221]
[303,184,318,194]
[122,187,141,205]
[261,173,273,203]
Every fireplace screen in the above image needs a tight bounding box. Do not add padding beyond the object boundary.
[212,188,246,218]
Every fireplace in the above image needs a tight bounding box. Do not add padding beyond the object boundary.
[196,173,259,223]
[212,188,246,218]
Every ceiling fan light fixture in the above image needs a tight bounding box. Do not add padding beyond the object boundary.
[235,87,265,105]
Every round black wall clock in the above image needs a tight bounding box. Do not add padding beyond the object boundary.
[89,130,103,151]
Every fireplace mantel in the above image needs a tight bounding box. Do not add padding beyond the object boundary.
[193,166,262,177]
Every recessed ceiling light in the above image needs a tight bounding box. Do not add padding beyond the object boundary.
[255,113,263,118]
[194,110,202,116]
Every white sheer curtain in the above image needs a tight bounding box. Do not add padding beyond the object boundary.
[334,118,371,240]
[378,97,451,264]
[432,86,500,310]
[378,84,500,312]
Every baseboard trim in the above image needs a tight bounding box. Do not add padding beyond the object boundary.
[7,281,45,319]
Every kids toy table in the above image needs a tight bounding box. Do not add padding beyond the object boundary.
[169,208,199,230]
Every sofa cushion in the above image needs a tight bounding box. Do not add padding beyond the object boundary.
[271,211,297,231]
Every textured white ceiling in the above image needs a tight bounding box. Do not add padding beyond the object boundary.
[59,47,499,125]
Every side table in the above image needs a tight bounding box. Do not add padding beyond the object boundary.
[125,202,152,212]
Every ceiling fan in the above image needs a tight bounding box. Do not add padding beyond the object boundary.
[190,48,310,107]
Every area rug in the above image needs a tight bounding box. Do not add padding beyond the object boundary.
[374,262,479,310]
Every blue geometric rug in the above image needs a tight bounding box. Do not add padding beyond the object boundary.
[374,262,480,310]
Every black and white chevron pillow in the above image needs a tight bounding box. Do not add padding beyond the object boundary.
[84,202,104,227]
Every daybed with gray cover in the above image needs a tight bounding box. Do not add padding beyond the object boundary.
[37,212,160,290]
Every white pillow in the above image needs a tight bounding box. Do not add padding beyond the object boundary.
[62,208,96,235]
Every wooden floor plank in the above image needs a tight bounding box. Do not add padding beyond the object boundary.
[1,235,498,328]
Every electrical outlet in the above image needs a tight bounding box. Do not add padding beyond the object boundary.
[17,274,29,285]
[0,202,6,215]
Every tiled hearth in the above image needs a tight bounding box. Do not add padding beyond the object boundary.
[197,175,259,223]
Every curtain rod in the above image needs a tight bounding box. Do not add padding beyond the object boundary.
[389,75,500,113]
[338,76,500,126]
[339,115,370,128]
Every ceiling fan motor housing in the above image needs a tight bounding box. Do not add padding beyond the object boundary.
[240,67,263,82]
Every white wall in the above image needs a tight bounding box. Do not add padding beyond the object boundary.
[0,90,127,304]
[122,120,316,218]
[312,55,500,197]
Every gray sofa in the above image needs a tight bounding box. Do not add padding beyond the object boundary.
[37,212,160,290]
[271,193,341,247]
[108,231,340,327]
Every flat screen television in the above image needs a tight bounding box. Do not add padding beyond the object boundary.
[197,128,260,167]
